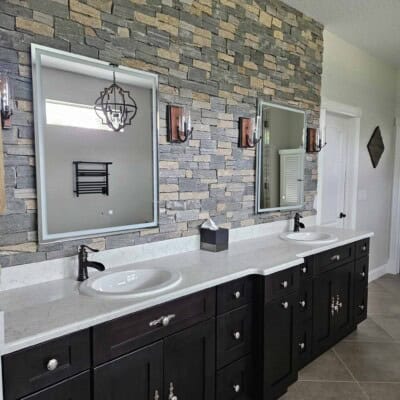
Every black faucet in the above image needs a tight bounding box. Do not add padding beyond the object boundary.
[77,245,105,282]
[293,213,305,232]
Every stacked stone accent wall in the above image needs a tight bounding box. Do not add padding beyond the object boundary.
[0,0,323,267]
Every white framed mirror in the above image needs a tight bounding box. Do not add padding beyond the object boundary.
[31,44,159,243]
[256,101,307,213]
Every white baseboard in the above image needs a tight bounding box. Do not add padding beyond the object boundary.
[368,264,389,282]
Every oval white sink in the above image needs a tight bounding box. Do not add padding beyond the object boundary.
[280,231,338,245]
[80,268,182,299]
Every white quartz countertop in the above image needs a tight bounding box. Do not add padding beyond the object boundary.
[0,226,373,355]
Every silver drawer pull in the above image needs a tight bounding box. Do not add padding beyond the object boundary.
[46,358,59,371]
[358,305,365,311]
[330,254,341,261]
[154,390,160,400]
[233,331,241,340]
[362,245,367,251]
[282,301,289,309]
[298,342,305,350]
[281,280,288,288]
[149,314,176,327]
[233,384,241,393]
[360,271,366,278]
[234,291,241,299]
[299,300,306,308]
[301,266,307,274]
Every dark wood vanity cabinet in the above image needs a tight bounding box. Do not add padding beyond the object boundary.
[1,239,370,400]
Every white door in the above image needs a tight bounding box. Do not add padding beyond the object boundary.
[320,112,351,227]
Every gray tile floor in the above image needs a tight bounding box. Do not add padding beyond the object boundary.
[282,274,400,400]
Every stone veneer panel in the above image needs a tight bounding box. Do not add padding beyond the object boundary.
[0,0,323,268]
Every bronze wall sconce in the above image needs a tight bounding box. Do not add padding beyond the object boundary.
[239,117,262,148]
[167,105,193,143]
[306,127,326,153]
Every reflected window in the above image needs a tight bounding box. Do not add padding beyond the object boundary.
[45,99,116,132]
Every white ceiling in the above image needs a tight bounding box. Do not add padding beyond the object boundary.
[282,0,400,67]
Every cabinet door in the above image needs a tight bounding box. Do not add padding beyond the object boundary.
[263,292,298,399]
[93,341,163,400]
[333,262,354,340]
[164,319,215,400]
[21,372,90,400]
[312,269,335,357]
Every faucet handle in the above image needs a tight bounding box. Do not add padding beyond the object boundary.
[79,244,99,253]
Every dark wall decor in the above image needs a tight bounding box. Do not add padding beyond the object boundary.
[367,126,384,168]
[0,0,323,268]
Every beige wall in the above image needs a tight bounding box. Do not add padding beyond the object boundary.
[321,30,397,272]
[397,70,400,117]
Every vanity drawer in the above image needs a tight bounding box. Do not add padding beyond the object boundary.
[296,321,313,369]
[21,372,90,400]
[265,267,299,303]
[354,286,368,324]
[355,257,369,286]
[315,244,355,274]
[355,239,370,259]
[216,305,253,369]
[216,356,256,400]
[93,288,216,365]
[3,330,90,400]
[217,276,254,315]
[298,279,313,322]
[300,257,315,281]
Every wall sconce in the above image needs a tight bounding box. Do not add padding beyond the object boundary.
[306,127,327,153]
[239,116,262,148]
[167,105,193,143]
[0,74,13,129]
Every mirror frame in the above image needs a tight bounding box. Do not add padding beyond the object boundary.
[255,100,307,214]
[31,44,159,243]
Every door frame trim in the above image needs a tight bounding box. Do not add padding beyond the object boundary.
[317,98,362,229]
[388,118,400,274]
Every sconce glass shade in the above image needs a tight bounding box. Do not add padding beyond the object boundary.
[94,69,138,132]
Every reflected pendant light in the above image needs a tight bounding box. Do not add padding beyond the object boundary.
[94,64,138,132]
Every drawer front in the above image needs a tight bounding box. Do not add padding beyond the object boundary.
[265,267,299,303]
[296,321,312,369]
[93,288,216,365]
[355,257,369,286]
[3,330,90,400]
[216,356,255,400]
[315,244,355,275]
[217,305,253,369]
[21,372,90,400]
[300,257,315,281]
[217,276,254,315]
[298,279,313,322]
[355,239,370,259]
[355,286,368,324]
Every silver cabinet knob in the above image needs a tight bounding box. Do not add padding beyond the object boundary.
[233,331,241,340]
[281,280,288,288]
[330,254,341,261]
[154,390,160,400]
[299,342,305,350]
[360,271,366,278]
[46,358,59,371]
[299,300,306,308]
[362,245,367,251]
[359,304,365,311]
[233,384,241,393]
[301,266,307,274]
[234,291,241,299]
[282,301,289,309]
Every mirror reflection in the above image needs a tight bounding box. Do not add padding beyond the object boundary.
[256,102,306,212]
[32,44,159,243]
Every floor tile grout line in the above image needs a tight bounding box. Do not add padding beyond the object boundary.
[332,347,370,400]
[368,315,400,342]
